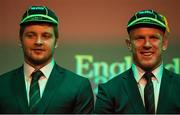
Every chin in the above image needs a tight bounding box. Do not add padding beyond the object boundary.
[140,62,158,71]
[28,57,51,66]
[142,65,154,71]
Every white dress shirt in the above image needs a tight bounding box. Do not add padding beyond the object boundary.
[132,63,163,112]
[23,59,55,104]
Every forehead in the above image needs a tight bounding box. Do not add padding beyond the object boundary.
[129,27,164,36]
[23,23,54,33]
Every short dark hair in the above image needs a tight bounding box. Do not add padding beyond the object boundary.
[19,22,59,40]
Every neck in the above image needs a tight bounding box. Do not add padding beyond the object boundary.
[25,58,54,70]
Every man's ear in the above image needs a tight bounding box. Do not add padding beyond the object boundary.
[55,44,58,48]
[55,40,58,48]
[162,37,168,51]
[18,39,22,47]
[125,38,132,51]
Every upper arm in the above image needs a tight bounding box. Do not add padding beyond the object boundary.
[95,84,114,113]
[73,78,94,113]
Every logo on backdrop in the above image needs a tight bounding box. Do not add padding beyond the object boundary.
[75,55,180,94]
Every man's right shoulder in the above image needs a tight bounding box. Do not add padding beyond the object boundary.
[99,69,131,88]
[0,66,23,80]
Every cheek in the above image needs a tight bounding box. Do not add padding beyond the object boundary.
[131,43,141,54]
[21,40,34,52]
[21,41,28,49]
[22,39,33,46]
[154,42,163,52]
[45,41,56,50]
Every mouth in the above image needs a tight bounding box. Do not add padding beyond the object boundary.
[140,51,154,56]
[32,48,45,53]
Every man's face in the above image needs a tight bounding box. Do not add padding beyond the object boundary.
[21,24,58,67]
[126,27,168,71]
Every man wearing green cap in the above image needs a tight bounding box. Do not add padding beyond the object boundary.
[95,9,180,114]
[0,6,94,114]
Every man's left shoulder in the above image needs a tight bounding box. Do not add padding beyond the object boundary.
[164,68,180,79]
[55,64,89,81]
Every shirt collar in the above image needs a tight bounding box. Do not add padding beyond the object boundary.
[24,59,55,81]
[132,63,163,83]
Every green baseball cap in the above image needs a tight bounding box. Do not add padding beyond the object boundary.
[127,9,169,33]
[20,6,58,25]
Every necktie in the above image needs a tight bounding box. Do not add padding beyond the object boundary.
[29,70,43,113]
[143,72,155,113]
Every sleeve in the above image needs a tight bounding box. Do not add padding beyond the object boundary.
[73,78,94,113]
[94,84,114,113]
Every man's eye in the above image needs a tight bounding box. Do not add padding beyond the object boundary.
[43,34,52,39]
[135,36,144,40]
[150,36,160,40]
[26,33,34,38]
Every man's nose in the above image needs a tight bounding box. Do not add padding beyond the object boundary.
[143,38,152,48]
[35,36,43,45]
